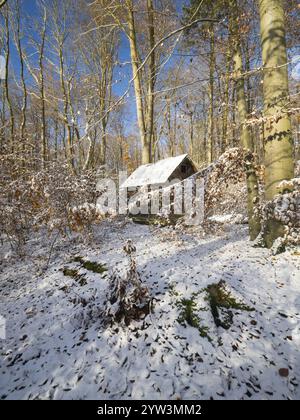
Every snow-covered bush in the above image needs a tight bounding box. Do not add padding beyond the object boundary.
[255,178,300,253]
[204,148,255,217]
[0,157,104,250]
[104,240,152,325]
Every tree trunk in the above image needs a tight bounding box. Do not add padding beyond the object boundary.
[229,0,261,240]
[232,37,261,240]
[222,39,231,152]
[4,10,15,154]
[59,45,75,173]
[15,2,27,159]
[100,127,107,166]
[207,25,215,163]
[259,0,295,247]
[0,1,8,9]
[127,0,150,164]
[167,100,174,157]
[40,7,47,167]
[145,0,155,161]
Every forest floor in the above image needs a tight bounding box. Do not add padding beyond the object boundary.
[0,219,300,400]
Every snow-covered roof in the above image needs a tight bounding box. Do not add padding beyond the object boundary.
[121,154,195,188]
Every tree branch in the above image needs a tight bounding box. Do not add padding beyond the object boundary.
[0,0,8,9]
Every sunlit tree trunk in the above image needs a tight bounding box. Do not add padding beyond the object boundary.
[99,42,114,165]
[127,0,150,164]
[230,0,261,240]
[14,1,27,159]
[4,9,14,153]
[167,100,174,156]
[232,41,261,239]
[259,0,295,247]
[58,44,75,173]
[145,0,155,162]
[0,0,8,9]
[39,7,47,167]
[207,25,215,163]
[222,39,231,152]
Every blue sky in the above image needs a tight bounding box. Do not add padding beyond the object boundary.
[6,0,189,134]
[8,0,136,127]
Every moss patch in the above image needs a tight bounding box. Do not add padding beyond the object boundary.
[62,268,87,286]
[205,280,254,330]
[177,295,212,342]
[63,268,79,278]
[73,256,107,274]
[130,214,181,227]
[62,257,107,287]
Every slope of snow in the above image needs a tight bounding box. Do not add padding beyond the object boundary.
[0,221,299,400]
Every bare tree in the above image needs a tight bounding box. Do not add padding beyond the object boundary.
[0,0,8,10]
[3,6,14,153]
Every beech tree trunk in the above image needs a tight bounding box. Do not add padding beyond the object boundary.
[127,0,151,164]
[229,0,261,240]
[4,10,15,153]
[145,0,155,161]
[232,36,261,240]
[207,25,215,163]
[222,38,231,152]
[40,7,47,167]
[259,0,295,247]
[0,0,8,9]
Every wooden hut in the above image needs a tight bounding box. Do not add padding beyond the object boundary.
[121,154,197,190]
[120,154,198,223]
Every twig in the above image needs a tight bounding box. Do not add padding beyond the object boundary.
[43,231,60,272]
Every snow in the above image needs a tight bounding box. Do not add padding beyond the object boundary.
[209,214,237,223]
[120,154,191,188]
[0,220,300,400]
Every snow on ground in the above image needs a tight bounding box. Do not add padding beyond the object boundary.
[0,220,300,400]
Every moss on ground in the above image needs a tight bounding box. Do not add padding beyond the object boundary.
[62,267,87,286]
[63,268,79,278]
[130,214,181,227]
[205,280,254,330]
[171,281,255,337]
[62,257,107,286]
[176,293,212,342]
[73,256,108,274]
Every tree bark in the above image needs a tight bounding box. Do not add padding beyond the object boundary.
[0,0,8,10]
[233,43,261,240]
[58,44,75,173]
[222,39,231,152]
[127,0,150,164]
[4,9,15,153]
[14,1,27,157]
[231,0,261,240]
[40,7,47,167]
[259,0,295,247]
[145,0,155,162]
[207,25,215,163]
